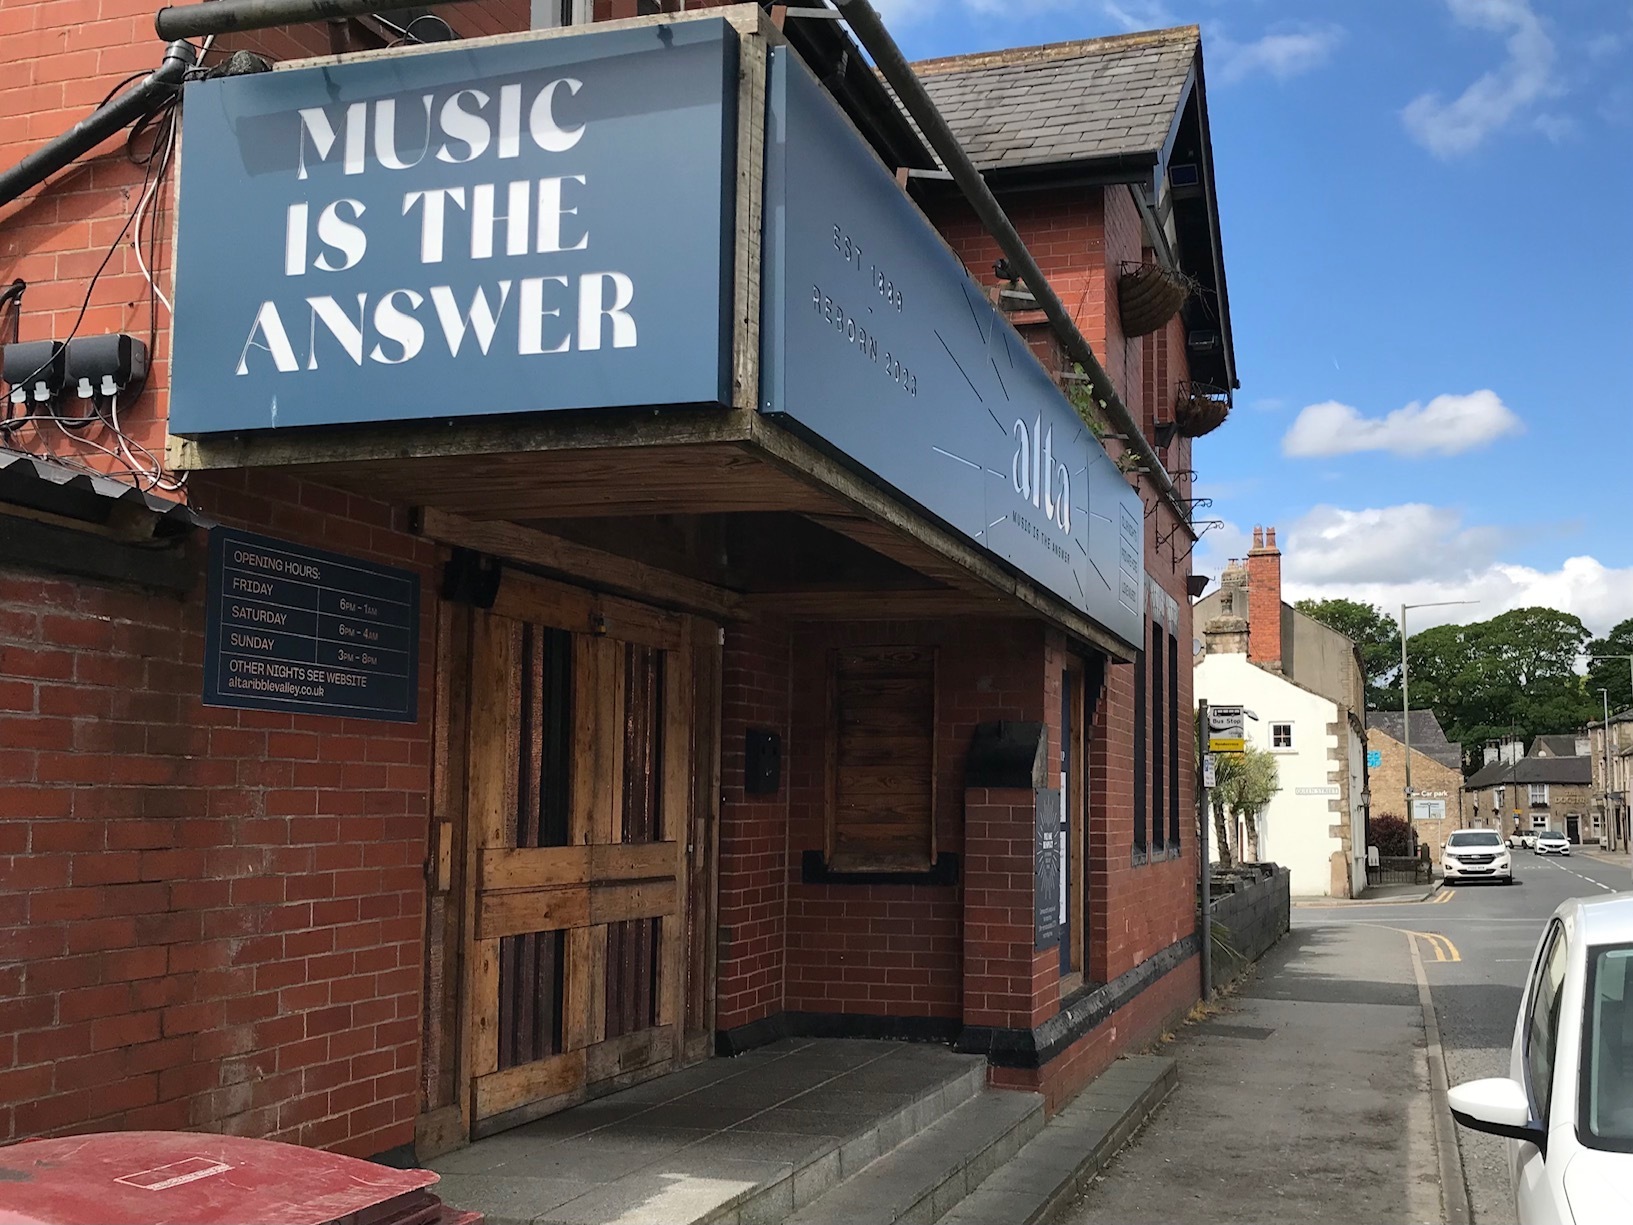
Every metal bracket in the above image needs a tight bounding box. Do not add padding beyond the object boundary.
[1174,519,1225,562]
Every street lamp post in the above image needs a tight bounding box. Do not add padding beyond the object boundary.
[1589,655,1632,851]
[1399,601,1477,831]
[1601,688,1613,850]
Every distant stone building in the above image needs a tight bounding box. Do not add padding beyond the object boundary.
[1465,736,1595,843]
[1588,708,1633,850]
[1194,528,1369,897]
[1367,710,1464,865]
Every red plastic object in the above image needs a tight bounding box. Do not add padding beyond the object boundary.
[0,1132,482,1225]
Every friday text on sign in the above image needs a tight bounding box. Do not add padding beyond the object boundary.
[236,79,640,377]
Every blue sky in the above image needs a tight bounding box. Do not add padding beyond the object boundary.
[876,0,1633,633]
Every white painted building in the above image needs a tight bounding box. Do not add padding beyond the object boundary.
[1193,528,1369,898]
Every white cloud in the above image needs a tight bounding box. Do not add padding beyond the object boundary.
[1210,25,1345,85]
[1402,0,1556,156]
[1283,504,1504,584]
[1281,390,1524,459]
[1193,504,1633,635]
[1287,557,1633,637]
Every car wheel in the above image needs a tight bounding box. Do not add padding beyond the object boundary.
[1504,875,1515,885]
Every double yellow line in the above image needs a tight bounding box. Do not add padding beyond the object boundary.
[1427,888,1455,905]
[1403,929,1461,962]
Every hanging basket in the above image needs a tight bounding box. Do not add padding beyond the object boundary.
[1175,381,1231,438]
[1116,262,1190,338]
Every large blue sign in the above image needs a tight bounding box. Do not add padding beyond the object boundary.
[760,49,1144,647]
[170,21,738,434]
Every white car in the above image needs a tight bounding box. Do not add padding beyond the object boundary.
[1444,828,1514,885]
[1448,893,1633,1225]
[1536,830,1572,856]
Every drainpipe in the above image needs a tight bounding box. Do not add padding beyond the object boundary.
[831,0,1196,536]
[0,41,196,210]
[155,0,476,41]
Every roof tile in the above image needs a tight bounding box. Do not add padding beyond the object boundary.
[904,25,1200,171]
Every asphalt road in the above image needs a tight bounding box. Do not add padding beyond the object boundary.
[1293,848,1631,1225]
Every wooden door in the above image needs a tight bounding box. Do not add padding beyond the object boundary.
[459,573,701,1136]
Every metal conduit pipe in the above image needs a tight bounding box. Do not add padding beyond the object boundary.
[832,0,1195,534]
[156,0,477,41]
[0,41,196,211]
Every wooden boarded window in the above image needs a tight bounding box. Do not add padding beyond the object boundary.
[827,647,936,872]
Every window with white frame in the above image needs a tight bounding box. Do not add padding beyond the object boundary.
[531,0,590,28]
[1530,783,1549,806]
[1271,722,1293,749]
[1495,786,1505,812]
[1531,814,1550,831]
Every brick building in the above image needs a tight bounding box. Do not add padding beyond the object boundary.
[0,1,1235,1162]
[1366,709,1464,865]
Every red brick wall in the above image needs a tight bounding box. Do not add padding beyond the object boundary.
[715,620,792,1032]
[962,786,1039,1031]
[0,469,435,1155]
[783,619,1043,1023]
[991,954,1198,1113]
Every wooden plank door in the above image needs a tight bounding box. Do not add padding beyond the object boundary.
[460,574,696,1137]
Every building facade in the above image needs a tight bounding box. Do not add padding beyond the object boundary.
[1193,530,1367,898]
[1366,709,1464,865]
[1465,737,1594,844]
[0,3,1235,1158]
[1587,708,1632,851]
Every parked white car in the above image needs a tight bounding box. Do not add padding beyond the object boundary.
[1444,829,1514,885]
[1536,830,1572,856]
[1448,894,1633,1225]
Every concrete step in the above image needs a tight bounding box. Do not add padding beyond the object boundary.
[784,1088,1046,1225]
[694,1050,990,1225]
[939,1055,1177,1225]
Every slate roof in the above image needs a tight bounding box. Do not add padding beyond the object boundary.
[910,26,1200,172]
[1465,756,1593,789]
[1367,710,1463,771]
[1532,734,1581,758]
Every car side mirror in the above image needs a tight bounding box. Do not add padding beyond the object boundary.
[1447,1078,1547,1155]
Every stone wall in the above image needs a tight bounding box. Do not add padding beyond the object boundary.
[1209,867,1290,987]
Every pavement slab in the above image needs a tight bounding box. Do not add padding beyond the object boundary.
[1059,923,1442,1225]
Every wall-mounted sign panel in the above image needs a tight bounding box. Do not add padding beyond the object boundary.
[171,21,738,434]
[1033,788,1063,951]
[204,528,420,722]
[760,48,1144,647]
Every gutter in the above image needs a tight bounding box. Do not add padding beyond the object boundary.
[154,0,477,41]
[0,41,196,210]
[832,0,1195,536]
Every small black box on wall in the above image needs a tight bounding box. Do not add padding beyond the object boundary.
[745,728,781,795]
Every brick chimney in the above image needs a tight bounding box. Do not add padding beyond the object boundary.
[1246,525,1283,669]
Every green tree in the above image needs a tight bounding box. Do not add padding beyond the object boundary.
[1214,745,1279,863]
[1587,617,1633,715]
[1294,597,1402,708]
[1404,607,1596,770]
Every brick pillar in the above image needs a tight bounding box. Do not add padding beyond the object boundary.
[1246,525,1282,669]
[961,722,1060,1039]
[962,786,1040,1031]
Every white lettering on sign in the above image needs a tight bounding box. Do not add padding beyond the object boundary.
[238,77,631,379]
[1010,415,1071,533]
[295,80,584,181]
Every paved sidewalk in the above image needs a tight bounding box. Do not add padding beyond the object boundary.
[1579,846,1631,877]
[1061,922,1444,1225]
